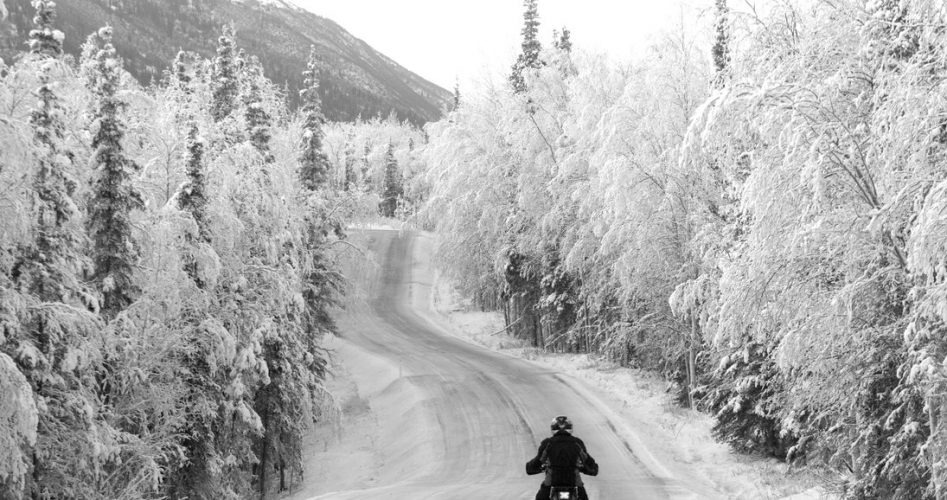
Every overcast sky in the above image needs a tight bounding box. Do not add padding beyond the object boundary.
[294,0,702,90]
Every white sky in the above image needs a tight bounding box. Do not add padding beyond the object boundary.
[294,0,704,90]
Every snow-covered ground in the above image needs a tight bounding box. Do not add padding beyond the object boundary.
[427,268,837,500]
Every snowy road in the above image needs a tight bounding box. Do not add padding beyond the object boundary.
[290,230,707,500]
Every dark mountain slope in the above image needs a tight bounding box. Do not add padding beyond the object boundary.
[0,0,452,124]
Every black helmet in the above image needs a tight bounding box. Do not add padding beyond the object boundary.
[550,415,573,434]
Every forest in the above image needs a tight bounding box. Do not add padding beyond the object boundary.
[422,0,947,497]
[0,0,423,497]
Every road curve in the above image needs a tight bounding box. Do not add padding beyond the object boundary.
[300,230,703,500]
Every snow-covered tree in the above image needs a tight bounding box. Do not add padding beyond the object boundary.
[211,23,238,123]
[510,0,542,93]
[85,26,145,319]
[711,0,730,86]
[379,141,403,217]
[553,27,572,53]
[178,121,209,246]
[172,50,192,93]
[28,0,63,58]
[0,9,346,497]
[298,46,330,190]
[0,12,110,498]
[242,57,274,165]
[342,134,357,191]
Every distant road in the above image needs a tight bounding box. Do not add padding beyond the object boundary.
[296,230,702,500]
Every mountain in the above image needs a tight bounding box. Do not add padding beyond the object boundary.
[0,0,452,125]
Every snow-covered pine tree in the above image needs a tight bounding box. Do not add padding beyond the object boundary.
[165,50,199,125]
[453,79,461,111]
[28,0,63,58]
[551,26,575,77]
[211,23,238,123]
[296,44,341,344]
[24,61,85,309]
[538,246,578,350]
[179,121,209,244]
[77,28,103,89]
[359,141,372,191]
[342,134,357,191]
[298,46,330,191]
[707,343,797,459]
[85,26,145,319]
[510,0,542,93]
[379,141,403,217]
[863,0,919,64]
[172,50,192,93]
[553,27,572,53]
[519,0,542,66]
[243,56,274,165]
[3,9,105,496]
[711,0,730,87]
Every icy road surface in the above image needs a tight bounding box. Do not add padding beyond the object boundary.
[290,230,710,499]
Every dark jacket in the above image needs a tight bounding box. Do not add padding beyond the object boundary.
[526,431,599,487]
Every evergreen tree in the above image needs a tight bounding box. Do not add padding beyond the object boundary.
[28,78,79,295]
[711,0,730,87]
[172,49,192,94]
[178,121,209,244]
[552,27,575,77]
[453,79,461,110]
[167,50,197,124]
[359,141,372,191]
[78,28,103,89]
[297,46,330,190]
[553,27,572,53]
[211,23,238,123]
[707,343,797,459]
[510,0,542,93]
[28,0,63,58]
[85,26,145,320]
[863,0,919,63]
[4,10,103,496]
[379,141,403,217]
[342,134,357,191]
[243,57,274,164]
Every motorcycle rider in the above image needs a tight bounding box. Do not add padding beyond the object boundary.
[526,415,598,500]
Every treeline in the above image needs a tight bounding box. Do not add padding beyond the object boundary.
[422,0,947,497]
[321,115,428,219]
[0,1,346,498]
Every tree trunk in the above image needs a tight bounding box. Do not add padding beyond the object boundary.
[686,315,698,409]
[279,458,286,492]
[931,395,946,499]
[259,410,268,499]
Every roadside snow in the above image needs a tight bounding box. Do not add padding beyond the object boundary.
[285,231,443,500]
[428,262,837,500]
[346,218,406,232]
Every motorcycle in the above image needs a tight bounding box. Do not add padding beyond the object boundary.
[549,486,580,500]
